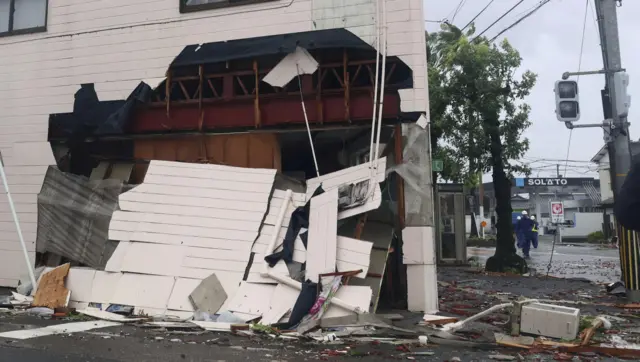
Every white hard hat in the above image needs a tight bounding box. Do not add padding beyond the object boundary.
[531,216,536,220]
[521,210,528,215]
[517,216,521,220]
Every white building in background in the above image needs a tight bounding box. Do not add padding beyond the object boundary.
[0,1,436,311]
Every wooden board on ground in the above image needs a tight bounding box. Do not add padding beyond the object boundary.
[33,263,71,309]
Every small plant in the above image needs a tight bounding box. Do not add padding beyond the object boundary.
[587,231,605,243]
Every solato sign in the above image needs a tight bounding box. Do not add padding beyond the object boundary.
[514,177,596,188]
[527,178,568,186]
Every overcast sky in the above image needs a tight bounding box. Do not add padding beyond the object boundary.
[423,0,639,179]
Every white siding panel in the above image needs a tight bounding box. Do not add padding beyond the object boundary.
[306,188,338,283]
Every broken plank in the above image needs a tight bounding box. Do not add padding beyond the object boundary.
[306,189,339,283]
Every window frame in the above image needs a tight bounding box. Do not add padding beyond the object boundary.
[179,0,277,14]
[0,0,48,38]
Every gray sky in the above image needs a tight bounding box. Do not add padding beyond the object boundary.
[424,0,639,178]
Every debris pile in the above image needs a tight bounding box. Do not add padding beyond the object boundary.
[7,159,391,332]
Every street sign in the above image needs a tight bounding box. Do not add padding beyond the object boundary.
[432,159,444,172]
[550,201,564,223]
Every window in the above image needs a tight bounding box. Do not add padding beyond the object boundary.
[180,0,276,13]
[0,0,47,37]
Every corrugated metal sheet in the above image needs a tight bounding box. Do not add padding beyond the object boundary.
[37,166,130,268]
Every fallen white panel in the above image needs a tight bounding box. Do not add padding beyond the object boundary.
[109,220,259,242]
[305,158,387,199]
[109,231,253,251]
[104,242,131,272]
[338,184,383,220]
[245,258,289,284]
[323,286,372,318]
[118,201,266,221]
[167,278,202,312]
[109,274,175,310]
[305,158,387,219]
[120,191,274,213]
[225,282,276,317]
[125,183,275,203]
[78,308,145,322]
[306,189,339,283]
[112,210,263,232]
[143,174,273,194]
[64,268,97,303]
[261,283,299,325]
[263,46,319,88]
[335,236,373,279]
[146,162,277,183]
[90,272,122,304]
[0,321,121,340]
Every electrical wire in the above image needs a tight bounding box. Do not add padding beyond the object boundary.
[489,0,552,42]
[563,0,589,176]
[462,0,494,31]
[472,0,525,41]
[451,0,468,23]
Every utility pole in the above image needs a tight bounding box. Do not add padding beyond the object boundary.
[556,164,560,178]
[594,0,638,301]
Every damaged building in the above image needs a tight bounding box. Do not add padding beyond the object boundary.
[0,0,437,317]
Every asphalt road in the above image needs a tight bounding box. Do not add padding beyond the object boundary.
[468,235,621,283]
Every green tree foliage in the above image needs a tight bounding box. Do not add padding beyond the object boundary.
[427,24,537,271]
[428,25,534,183]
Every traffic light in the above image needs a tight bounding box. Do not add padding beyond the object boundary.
[613,71,631,118]
[555,80,580,122]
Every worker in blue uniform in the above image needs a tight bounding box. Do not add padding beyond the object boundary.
[530,215,539,249]
[514,216,523,249]
[516,211,535,259]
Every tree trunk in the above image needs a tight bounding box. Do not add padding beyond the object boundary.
[484,117,527,273]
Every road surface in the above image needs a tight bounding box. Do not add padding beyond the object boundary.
[468,235,621,283]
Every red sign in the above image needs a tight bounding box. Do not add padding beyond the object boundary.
[550,201,564,223]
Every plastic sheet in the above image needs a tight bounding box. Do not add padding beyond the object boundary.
[36,166,131,268]
[386,123,435,227]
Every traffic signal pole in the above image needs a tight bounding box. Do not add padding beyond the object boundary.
[558,0,637,301]
[594,0,638,302]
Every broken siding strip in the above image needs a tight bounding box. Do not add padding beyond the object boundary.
[109,220,259,241]
[118,200,266,220]
[147,163,276,183]
[305,157,387,199]
[108,230,253,251]
[143,174,273,194]
[127,184,273,202]
[120,192,273,213]
[111,211,263,232]
[306,189,339,283]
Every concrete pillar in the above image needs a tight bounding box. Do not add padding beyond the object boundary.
[399,123,438,314]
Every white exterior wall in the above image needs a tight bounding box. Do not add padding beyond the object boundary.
[0,0,431,290]
[561,212,603,238]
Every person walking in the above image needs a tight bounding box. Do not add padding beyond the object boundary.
[517,211,535,259]
[515,216,523,249]
[530,215,539,249]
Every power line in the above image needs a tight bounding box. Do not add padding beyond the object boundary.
[472,0,525,41]
[563,0,590,176]
[451,0,469,23]
[489,0,552,42]
[462,0,495,31]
